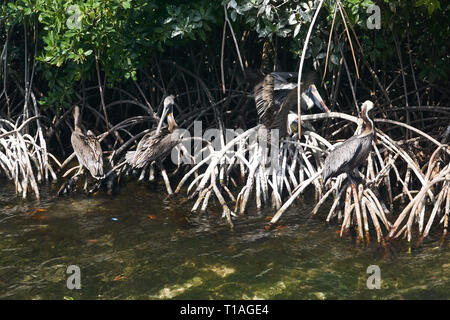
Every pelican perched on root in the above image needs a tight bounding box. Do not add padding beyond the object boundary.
[322,100,375,185]
[58,106,104,195]
[320,101,388,244]
[126,95,181,195]
[233,72,330,212]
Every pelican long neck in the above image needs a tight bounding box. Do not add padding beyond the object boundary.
[73,106,81,132]
[167,106,178,133]
[361,105,374,136]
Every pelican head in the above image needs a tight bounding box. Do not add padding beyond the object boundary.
[73,105,80,118]
[361,100,374,113]
[306,84,330,113]
[361,100,376,141]
[164,95,175,108]
[160,95,178,132]
[163,95,175,118]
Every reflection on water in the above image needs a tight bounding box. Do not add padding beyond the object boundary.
[0,178,448,299]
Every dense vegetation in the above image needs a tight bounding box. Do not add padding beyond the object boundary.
[1,0,448,115]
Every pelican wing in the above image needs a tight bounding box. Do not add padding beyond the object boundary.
[71,131,104,179]
[322,135,362,183]
[126,128,179,169]
[273,89,291,107]
[254,74,275,126]
[271,72,298,85]
[270,72,298,107]
[127,130,163,168]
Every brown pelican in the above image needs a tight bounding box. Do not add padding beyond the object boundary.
[126,95,180,168]
[71,106,104,190]
[322,100,375,185]
[254,71,329,139]
[126,95,181,194]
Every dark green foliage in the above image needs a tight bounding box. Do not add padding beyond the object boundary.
[1,0,223,110]
[0,0,448,112]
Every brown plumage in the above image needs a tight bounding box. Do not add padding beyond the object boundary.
[322,101,375,184]
[71,106,104,179]
[254,71,327,140]
[126,96,180,168]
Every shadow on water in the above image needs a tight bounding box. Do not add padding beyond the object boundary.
[0,177,449,299]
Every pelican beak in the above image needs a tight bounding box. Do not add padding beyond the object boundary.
[156,101,171,134]
[166,102,178,132]
[162,95,175,119]
[308,84,330,113]
[160,103,170,121]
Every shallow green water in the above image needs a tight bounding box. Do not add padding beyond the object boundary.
[0,178,448,300]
